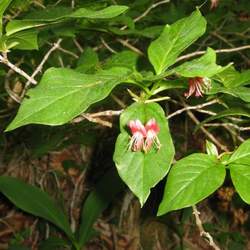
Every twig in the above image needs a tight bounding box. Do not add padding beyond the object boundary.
[72,110,123,126]
[4,81,21,103]
[120,0,170,30]
[117,39,144,56]
[211,32,249,62]
[176,45,250,62]
[111,94,126,108]
[31,39,62,81]
[100,37,117,54]
[55,46,79,59]
[79,115,115,128]
[145,96,170,103]
[73,39,84,53]
[70,170,86,232]
[187,109,229,152]
[178,97,229,151]
[192,205,221,250]
[0,55,37,84]
[85,110,123,118]
[167,99,218,119]
[20,39,62,99]
[134,0,170,23]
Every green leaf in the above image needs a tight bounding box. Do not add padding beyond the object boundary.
[39,237,70,250]
[173,48,230,77]
[0,0,13,16]
[195,108,250,133]
[228,139,250,164]
[230,164,250,204]
[9,245,30,250]
[207,83,250,103]
[113,102,175,206]
[76,47,99,73]
[158,154,226,215]
[6,67,131,131]
[206,140,218,157]
[104,50,139,70]
[0,176,73,239]
[6,30,38,50]
[69,5,129,19]
[148,9,206,75]
[0,0,14,35]
[151,79,187,95]
[224,87,250,103]
[6,5,129,35]
[214,66,250,88]
[78,169,124,247]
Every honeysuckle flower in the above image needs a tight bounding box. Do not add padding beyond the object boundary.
[184,77,211,98]
[128,119,147,151]
[144,118,161,152]
[210,0,219,9]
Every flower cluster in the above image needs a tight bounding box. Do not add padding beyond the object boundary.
[128,118,161,153]
[184,77,211,98]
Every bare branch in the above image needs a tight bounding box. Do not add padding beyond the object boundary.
[192,205,221,250]
[176,45,250,62]
[121,0,170,30]
[72,110,123,127]
[100,37,117,54]
[117,39,144,56]
[0,55,37,84]
[187,109,229,152]
[167,99,218,119]
[30,39,62,82]
[70,170,86,232]
[20,39,62,99]
[73,39,84,53]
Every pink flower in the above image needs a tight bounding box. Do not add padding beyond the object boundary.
[144,118,161,152]
[128,118,161,153]
[184,77,211,98]
[128,119,146,151]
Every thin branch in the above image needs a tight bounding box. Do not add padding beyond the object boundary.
[176,45,250,62]
[178,97,229,151]
[0,55,37,84]
[73,39,84,53]
[72,110,123,127]
[55,46,79,59]
[145,96,170,103]
[120,0,170,30]
[167,99,218,119]
[100,37,117,54]
[111,94,126,108]
[134,0,170,23]
[70,170,86,232]
[81,114,113,128]
[31,39,62,81]
[211,32,249,62]
[117,39,144,56]
[20,39,62,99]
[187,109,229,152]
[85,110,123,118]
[192,205,221,250]
[47,42,79,59]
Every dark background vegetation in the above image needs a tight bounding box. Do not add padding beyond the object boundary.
[0,0,249,249]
